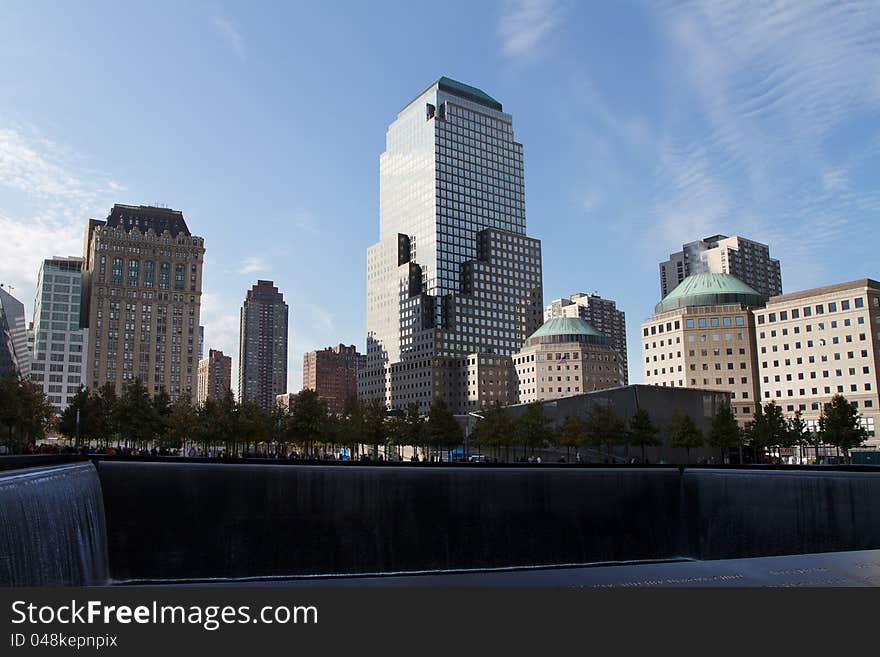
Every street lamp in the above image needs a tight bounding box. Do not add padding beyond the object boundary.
[466,411,485,460]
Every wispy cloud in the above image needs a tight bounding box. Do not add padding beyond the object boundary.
[238,256,267,274]
[644,0,880,285]
[0,124,123,312]
[211,15,245,61]
[498,0,563,58]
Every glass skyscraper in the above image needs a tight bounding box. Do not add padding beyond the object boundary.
[362,77,543,413]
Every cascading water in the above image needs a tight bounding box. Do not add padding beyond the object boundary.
[0,462,109,586]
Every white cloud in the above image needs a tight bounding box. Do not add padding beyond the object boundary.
[498,0,562,58]
[211,16,245,61]
[643,0,880,283]
[238,256,267,274]
[0,124,123,318]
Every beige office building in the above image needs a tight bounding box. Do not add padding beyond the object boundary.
[514,317,623,404]
[197,348,232,404]
[544,293,628,384]
[82,204,205,402]
[754,279,880,447]
[642,273,765,424]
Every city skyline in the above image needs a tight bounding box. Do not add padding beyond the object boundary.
[2,2,878,396]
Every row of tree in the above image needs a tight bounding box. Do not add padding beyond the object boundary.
[0,372,870,462]
[469,394,868,463]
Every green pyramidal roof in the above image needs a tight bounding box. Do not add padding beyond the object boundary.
[656,273,767,314]
[525,317,609,347]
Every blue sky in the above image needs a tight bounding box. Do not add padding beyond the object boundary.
[1,0,878,392]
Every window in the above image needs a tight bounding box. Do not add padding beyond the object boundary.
[144,261,154,288]
[127,260,139,286]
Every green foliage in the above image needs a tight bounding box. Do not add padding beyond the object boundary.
[707,405,740,461]
[819,394,868,459]
[556,415,586,451]
[584,402,625,455]
[627,408,661,460]
[0,373,52,450]
[425,397,462,454]
[471,401,514,453]
[363,398,388,454]
[116,379,158,446]
[668,412,704,462]
[746,402,790,460]
[515,402,552,454]
[787,410,811,459]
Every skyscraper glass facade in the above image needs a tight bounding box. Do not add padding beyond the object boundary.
[363,78,543,413]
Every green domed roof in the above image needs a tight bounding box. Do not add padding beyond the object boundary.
[525,317,609,346]
[656,273,766,314]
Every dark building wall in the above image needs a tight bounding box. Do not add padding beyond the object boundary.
[506,385,731,462]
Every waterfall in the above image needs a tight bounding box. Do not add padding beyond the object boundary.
[0,462,109,586]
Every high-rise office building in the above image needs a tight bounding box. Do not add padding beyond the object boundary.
[198,325,204,360]
[238,280,288,411]
[544,293,628,384]
[0,284,30,379]
[27,257,88,413]
[754,279,880,448]
[197,348,232,404]
[642,273,765,423]
[302,344,365,415]
[361,77,543,414]
[82,204,205,401]
[659,235,782,299]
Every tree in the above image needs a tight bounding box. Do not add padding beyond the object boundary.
[58,386,98,446]
[627,408,661,463]
[0,374,52,451]
[165,397,198,451]
[787,410,811,464]
[668,412,704,464]
[819,394,868,463]
[707,405,740,464]
[151,389,172,446]
[556,415,586,461]
[471,401,514,461]
[389,402,424,458]
[116,379,157,448]
[425,398,462,460]
[94,383,120,445]
[746,402,788,462]
[338,397,366,457]
[362,398,388,458]
[0,373,23,449]
[584,402,625,461]
[515,402,552,458]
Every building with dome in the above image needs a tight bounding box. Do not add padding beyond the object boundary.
[514,316,623,404]
[642,272,766,423]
